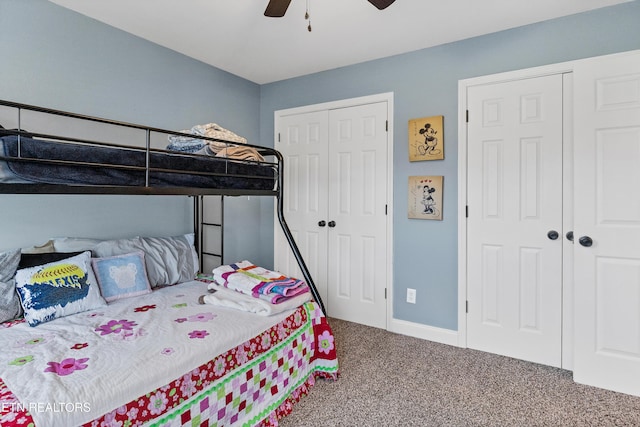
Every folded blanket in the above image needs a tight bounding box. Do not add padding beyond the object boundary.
[199,283,311,316]
[167,123,248,153]
[195,144,264,162]
[212,261,309,301]
[166,139,206,153]
[168,123,264,161]
[216,145,265,162]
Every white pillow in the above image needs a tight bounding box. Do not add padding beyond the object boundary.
[21,240,55,254]
[52,237,103,252]
[93,234,198,287]
[0,248,22,323]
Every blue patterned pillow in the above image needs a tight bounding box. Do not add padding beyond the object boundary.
[91,251,152,302]
[15,251,107,327]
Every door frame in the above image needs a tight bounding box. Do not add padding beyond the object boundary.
[457,61,576,368]
[274,92,394,329]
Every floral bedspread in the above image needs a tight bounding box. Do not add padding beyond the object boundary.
[0,280,338,426]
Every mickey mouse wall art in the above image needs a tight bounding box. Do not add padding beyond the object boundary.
[408,175,443,220]
[408,115,444,161]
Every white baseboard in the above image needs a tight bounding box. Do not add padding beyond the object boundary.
[388,318,460,347]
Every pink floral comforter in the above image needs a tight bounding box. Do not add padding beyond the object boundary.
[0,280,338,426]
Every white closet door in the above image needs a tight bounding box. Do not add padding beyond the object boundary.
[327,102,388,329]
[275,98,389,329]
[573,50,640,396]
[275,110,329,304]
[466,75,564,367]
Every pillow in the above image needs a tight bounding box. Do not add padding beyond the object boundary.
[93,234,197,287]
[19,251,83,270]
[15,251,107,327]
[184,233,200,271]
[0,249,22,323]
[52,237,103,252]
[91,251,152,302]
[139,234,198,285]
[21,240,56,254]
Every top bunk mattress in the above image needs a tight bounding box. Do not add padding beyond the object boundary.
[0,134,277,192]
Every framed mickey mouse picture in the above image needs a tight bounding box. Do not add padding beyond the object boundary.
[408,115,444,161]
[408,175,443,220]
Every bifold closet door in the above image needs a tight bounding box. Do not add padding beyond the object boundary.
[275,101,389,329]
[466,74,564,367]
[274,110,330,305]
[573,50,640,396]
[326,103,388,329]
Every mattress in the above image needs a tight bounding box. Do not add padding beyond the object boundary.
[0,135,276,191]
[0,279,338,426]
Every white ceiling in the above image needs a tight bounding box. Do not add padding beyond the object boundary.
[48,0,630,84]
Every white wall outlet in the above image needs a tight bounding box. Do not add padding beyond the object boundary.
[406,288,417,304]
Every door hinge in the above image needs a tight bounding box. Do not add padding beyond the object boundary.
[277,132,281,142]
[385,204,388,215]
[466,300,469,313]
[466,205,469,218]
[384,288,387,299]
[466,110,469,123]
[385,120,388,132]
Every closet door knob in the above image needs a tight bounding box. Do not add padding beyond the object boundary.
[566,231,574,242]
[328,221,336,228]
[318,220,326,227]
[578,236,593,247]
[547,230,559,240]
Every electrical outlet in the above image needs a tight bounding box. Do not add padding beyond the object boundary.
[406,288,417,304]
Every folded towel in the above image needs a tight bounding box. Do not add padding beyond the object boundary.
[212,261,309,300]
[199,283,311,316]
[194,144,265,162]
[216,146,264,162]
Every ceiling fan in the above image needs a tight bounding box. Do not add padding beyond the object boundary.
[265,0,396,17]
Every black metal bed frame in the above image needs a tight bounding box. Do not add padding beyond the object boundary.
[0,99,326,315]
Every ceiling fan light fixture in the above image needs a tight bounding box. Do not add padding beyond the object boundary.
[366,0,396,10]
[265,0,396,18]
[264,0,293,17]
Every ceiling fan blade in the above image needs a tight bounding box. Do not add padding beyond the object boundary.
[367,0,396,10]
[264,0,293,17]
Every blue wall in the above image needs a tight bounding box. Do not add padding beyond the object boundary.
[0,0,272,267]
[259,1,640,330]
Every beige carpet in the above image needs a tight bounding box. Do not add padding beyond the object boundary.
[279,318,640,427]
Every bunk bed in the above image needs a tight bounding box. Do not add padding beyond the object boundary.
[0,100,337,427]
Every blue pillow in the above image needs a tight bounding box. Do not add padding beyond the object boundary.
[91,251,152,302]
[15,251,107,327]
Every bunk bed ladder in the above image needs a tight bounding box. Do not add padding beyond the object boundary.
[194,195,224,274]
